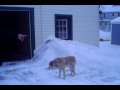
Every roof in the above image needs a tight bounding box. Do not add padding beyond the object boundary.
[100,5,120,13]
[111,17,120,24]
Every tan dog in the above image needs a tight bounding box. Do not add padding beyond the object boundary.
[48,56,76,79]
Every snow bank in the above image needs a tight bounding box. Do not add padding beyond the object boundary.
[33,36,99,68]
[33,36,120,81]
[99,30,111,41]
[1,36,120,85]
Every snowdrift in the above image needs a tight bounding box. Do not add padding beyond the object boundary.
[1,36,120,85]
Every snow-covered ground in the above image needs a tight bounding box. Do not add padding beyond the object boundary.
[0,33,120,85]
[99,30,111,41]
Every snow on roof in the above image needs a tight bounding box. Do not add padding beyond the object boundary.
[100,5,120,12]
[111,17,120,24]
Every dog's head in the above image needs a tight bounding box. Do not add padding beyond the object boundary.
[48,60,58,69]
[48,61,54,69]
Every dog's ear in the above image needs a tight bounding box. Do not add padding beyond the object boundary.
[51,61,53,67]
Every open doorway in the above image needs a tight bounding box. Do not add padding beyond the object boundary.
[0,7,35,62]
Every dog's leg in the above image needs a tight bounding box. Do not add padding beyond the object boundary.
[63,68,65,79]
[59,68,61,78]
[72,66,75,76]
[69,66,73,76]
[71,62,76,76]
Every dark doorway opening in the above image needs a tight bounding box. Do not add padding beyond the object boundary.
[0,7,35,62]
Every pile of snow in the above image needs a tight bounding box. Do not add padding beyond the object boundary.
[99,30,111,41]
[0,36,120,85]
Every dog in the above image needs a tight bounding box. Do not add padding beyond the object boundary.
[48,56,76,79]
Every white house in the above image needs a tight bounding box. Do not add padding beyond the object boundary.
[0,5,99,61]
[99,5,120,32]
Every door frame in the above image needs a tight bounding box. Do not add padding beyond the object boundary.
[0,6,35,59]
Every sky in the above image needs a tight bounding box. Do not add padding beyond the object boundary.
[0,32,120,85]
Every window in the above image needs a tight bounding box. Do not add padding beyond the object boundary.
[56,19,68,39]
[55,14,73,40]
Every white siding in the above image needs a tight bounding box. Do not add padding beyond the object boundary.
[41,5,99,46]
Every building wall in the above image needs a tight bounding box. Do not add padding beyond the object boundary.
[0,5,99,47]
[111,24,120,44]
[100,21,111,32]
[102,12,120,19]
[41,5,99,46]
